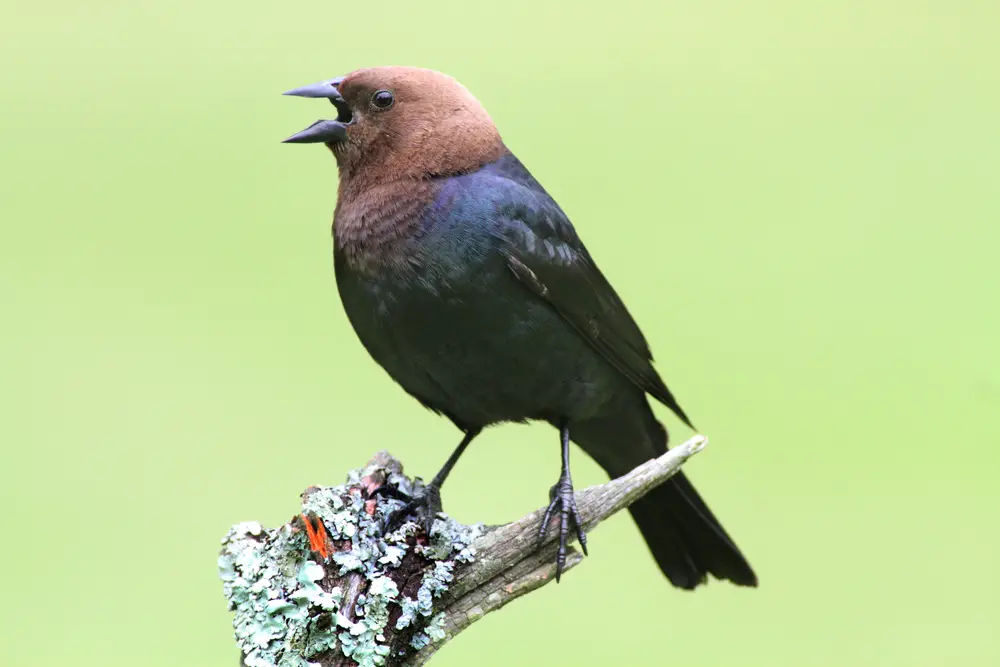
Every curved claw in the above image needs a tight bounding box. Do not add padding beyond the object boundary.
[382,484,442,535]
[366,484,411,503]
[536,477,588,582]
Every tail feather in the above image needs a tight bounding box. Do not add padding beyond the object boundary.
[571,400,757,589]
[628,471,757,589]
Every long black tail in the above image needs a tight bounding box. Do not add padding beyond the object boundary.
[628,470,757,589]
[572,401,757,589]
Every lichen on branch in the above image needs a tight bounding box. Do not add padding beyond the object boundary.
[219,453,481,667]
[219,437,707,667]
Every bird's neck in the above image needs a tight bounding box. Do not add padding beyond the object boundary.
[332,143,512,273]
[333,177,437,274]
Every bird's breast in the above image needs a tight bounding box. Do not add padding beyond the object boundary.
[333,180,438,275]
[331,166,623,424]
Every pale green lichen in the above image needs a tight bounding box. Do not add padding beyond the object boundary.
[409,612,447,651]
[219,458,482,667]
[395,520,482,647]
[426,613,447,642]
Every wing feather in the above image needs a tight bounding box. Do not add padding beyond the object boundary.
[498,192,693,428]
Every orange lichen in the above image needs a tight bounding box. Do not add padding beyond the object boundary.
[300,513,331,560]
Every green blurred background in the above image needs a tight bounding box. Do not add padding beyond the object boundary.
[2,1,998,665]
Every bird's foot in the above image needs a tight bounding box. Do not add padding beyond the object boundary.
[537,474,588,582]
[366,484,410,503]
[379,482,442,535]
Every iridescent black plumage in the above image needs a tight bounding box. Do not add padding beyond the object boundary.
[287,67,757,589]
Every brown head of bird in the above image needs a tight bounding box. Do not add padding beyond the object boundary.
[283,67,506,189]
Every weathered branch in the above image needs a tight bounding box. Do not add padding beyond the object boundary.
[219,435,707,667]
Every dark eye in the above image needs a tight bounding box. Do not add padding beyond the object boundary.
[371,90,394,109]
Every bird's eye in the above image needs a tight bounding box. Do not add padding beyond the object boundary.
[371,90,395,110]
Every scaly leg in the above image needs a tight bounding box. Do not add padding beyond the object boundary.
[537,419,588,582]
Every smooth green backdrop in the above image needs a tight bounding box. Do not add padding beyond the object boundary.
[2,1,998,665]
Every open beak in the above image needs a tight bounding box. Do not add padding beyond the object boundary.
[282,77,352,144]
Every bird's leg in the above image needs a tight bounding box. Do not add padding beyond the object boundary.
[382,427,482,534]
[537,419,588,582]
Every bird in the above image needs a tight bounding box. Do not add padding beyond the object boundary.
[282,66,757,590]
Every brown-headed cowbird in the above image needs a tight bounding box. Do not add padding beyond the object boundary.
[283,67,756,589]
